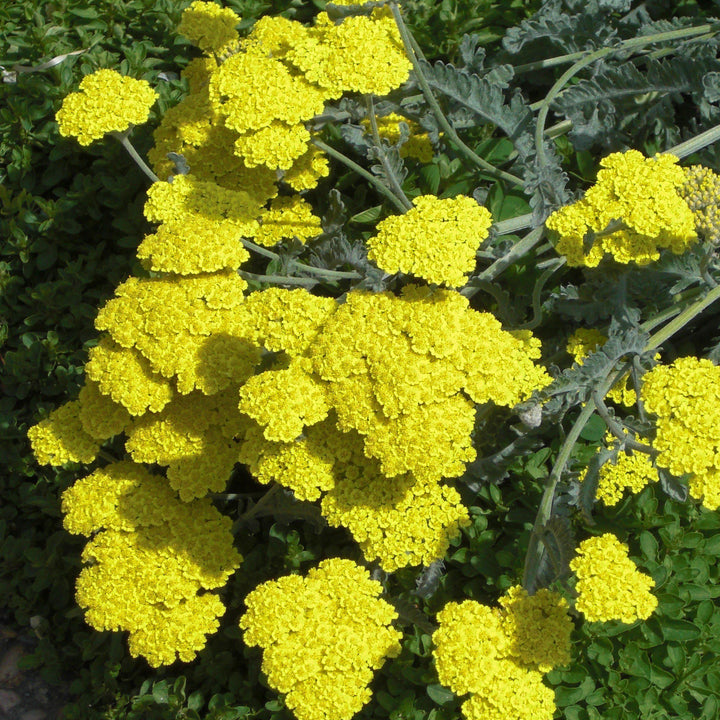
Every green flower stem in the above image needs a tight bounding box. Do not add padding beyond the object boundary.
[533,22,720,166]
[462,225,545,297]
[666,121,720,160]
[644,282,720,352]
[515,24,719,77]
[364,95,414,212]
[515,257,566,331]
[639,288,704,333]
[591,390,655,455]
[312,138,409,213]
[98,449,121,463]
[522,368,619,593]
[240,238,362,281]
[239,270,318,288]
[389,3,525,188]
[493,213,535,236]
[110,131,160,183]
[523,280,720,592]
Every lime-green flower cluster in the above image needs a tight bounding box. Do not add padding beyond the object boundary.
[432,586,572,720]
[585,445,658,506]
[240,559,401,720]
[361,111,434,162]
[679,164,720,245]
[61,461,242,667]
[565,328,637,406]
[570,533,657,623]
[546,150,697,266]
[55,68,158,145]
[641,356,720,510]
[366,195,493,287]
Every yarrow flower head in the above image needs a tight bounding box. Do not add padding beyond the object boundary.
[177,1,240,55]
[62,462,242,667]
[240,558,401,720]
[546,150,697,266]
[27,399,101,466]
[570,533,657,623]
[584,445,658,506]
[641,356,720,509]
[679,165,720,245]
[367,195,493,287]
[432,592,562,720]
[56,69,157,146]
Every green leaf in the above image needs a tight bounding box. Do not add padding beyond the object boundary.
[661,618,701,642]
[639,531,659,561]
[426,684,454,705]
[579,414,606,442]
[349,205,383,224]
[152,680,169,704]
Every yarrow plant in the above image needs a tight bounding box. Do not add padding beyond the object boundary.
[26,0,720,718]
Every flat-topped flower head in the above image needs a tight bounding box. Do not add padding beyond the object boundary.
[56,69,157,146]
[366,195,493,287]
[177,1,240,55]
[641,356,720,509]
[546,150,697,266]
[570,533,657,623]
[240,558,401,720]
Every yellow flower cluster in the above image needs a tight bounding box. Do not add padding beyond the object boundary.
[641,356,720,509]
[77,380,132,440]
[240,558,402,720]
[432,586,571,720]
[55,68,157,146]
[27,399,102,466]
[172,4,410,173]
[546,150,697,266]
[62,461,242,667]
[361,112,434,163]
[94,271,260,395]
[85,336,175,416]
[367,195,493,287]
[679,165,720,244]
[177,0,240,55]
[126,389,246,501]
[255,196,324,248]
[565,328,637,406]
[570,533,657,623]
[585,447,658,506]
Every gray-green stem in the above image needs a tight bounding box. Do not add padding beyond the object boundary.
[312,138,409,213]
[389,3,525,188]
[111,131,160,183]
[591,390,655,455]
[240,238,362,281]
[462,226,545,296]
[364,95,414,212]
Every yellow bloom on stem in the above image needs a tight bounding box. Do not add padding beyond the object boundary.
[570,533,657,623]
[366,195,493,287]
[56,69,157,146]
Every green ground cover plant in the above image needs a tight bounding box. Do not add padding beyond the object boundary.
[5,0,720,718]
